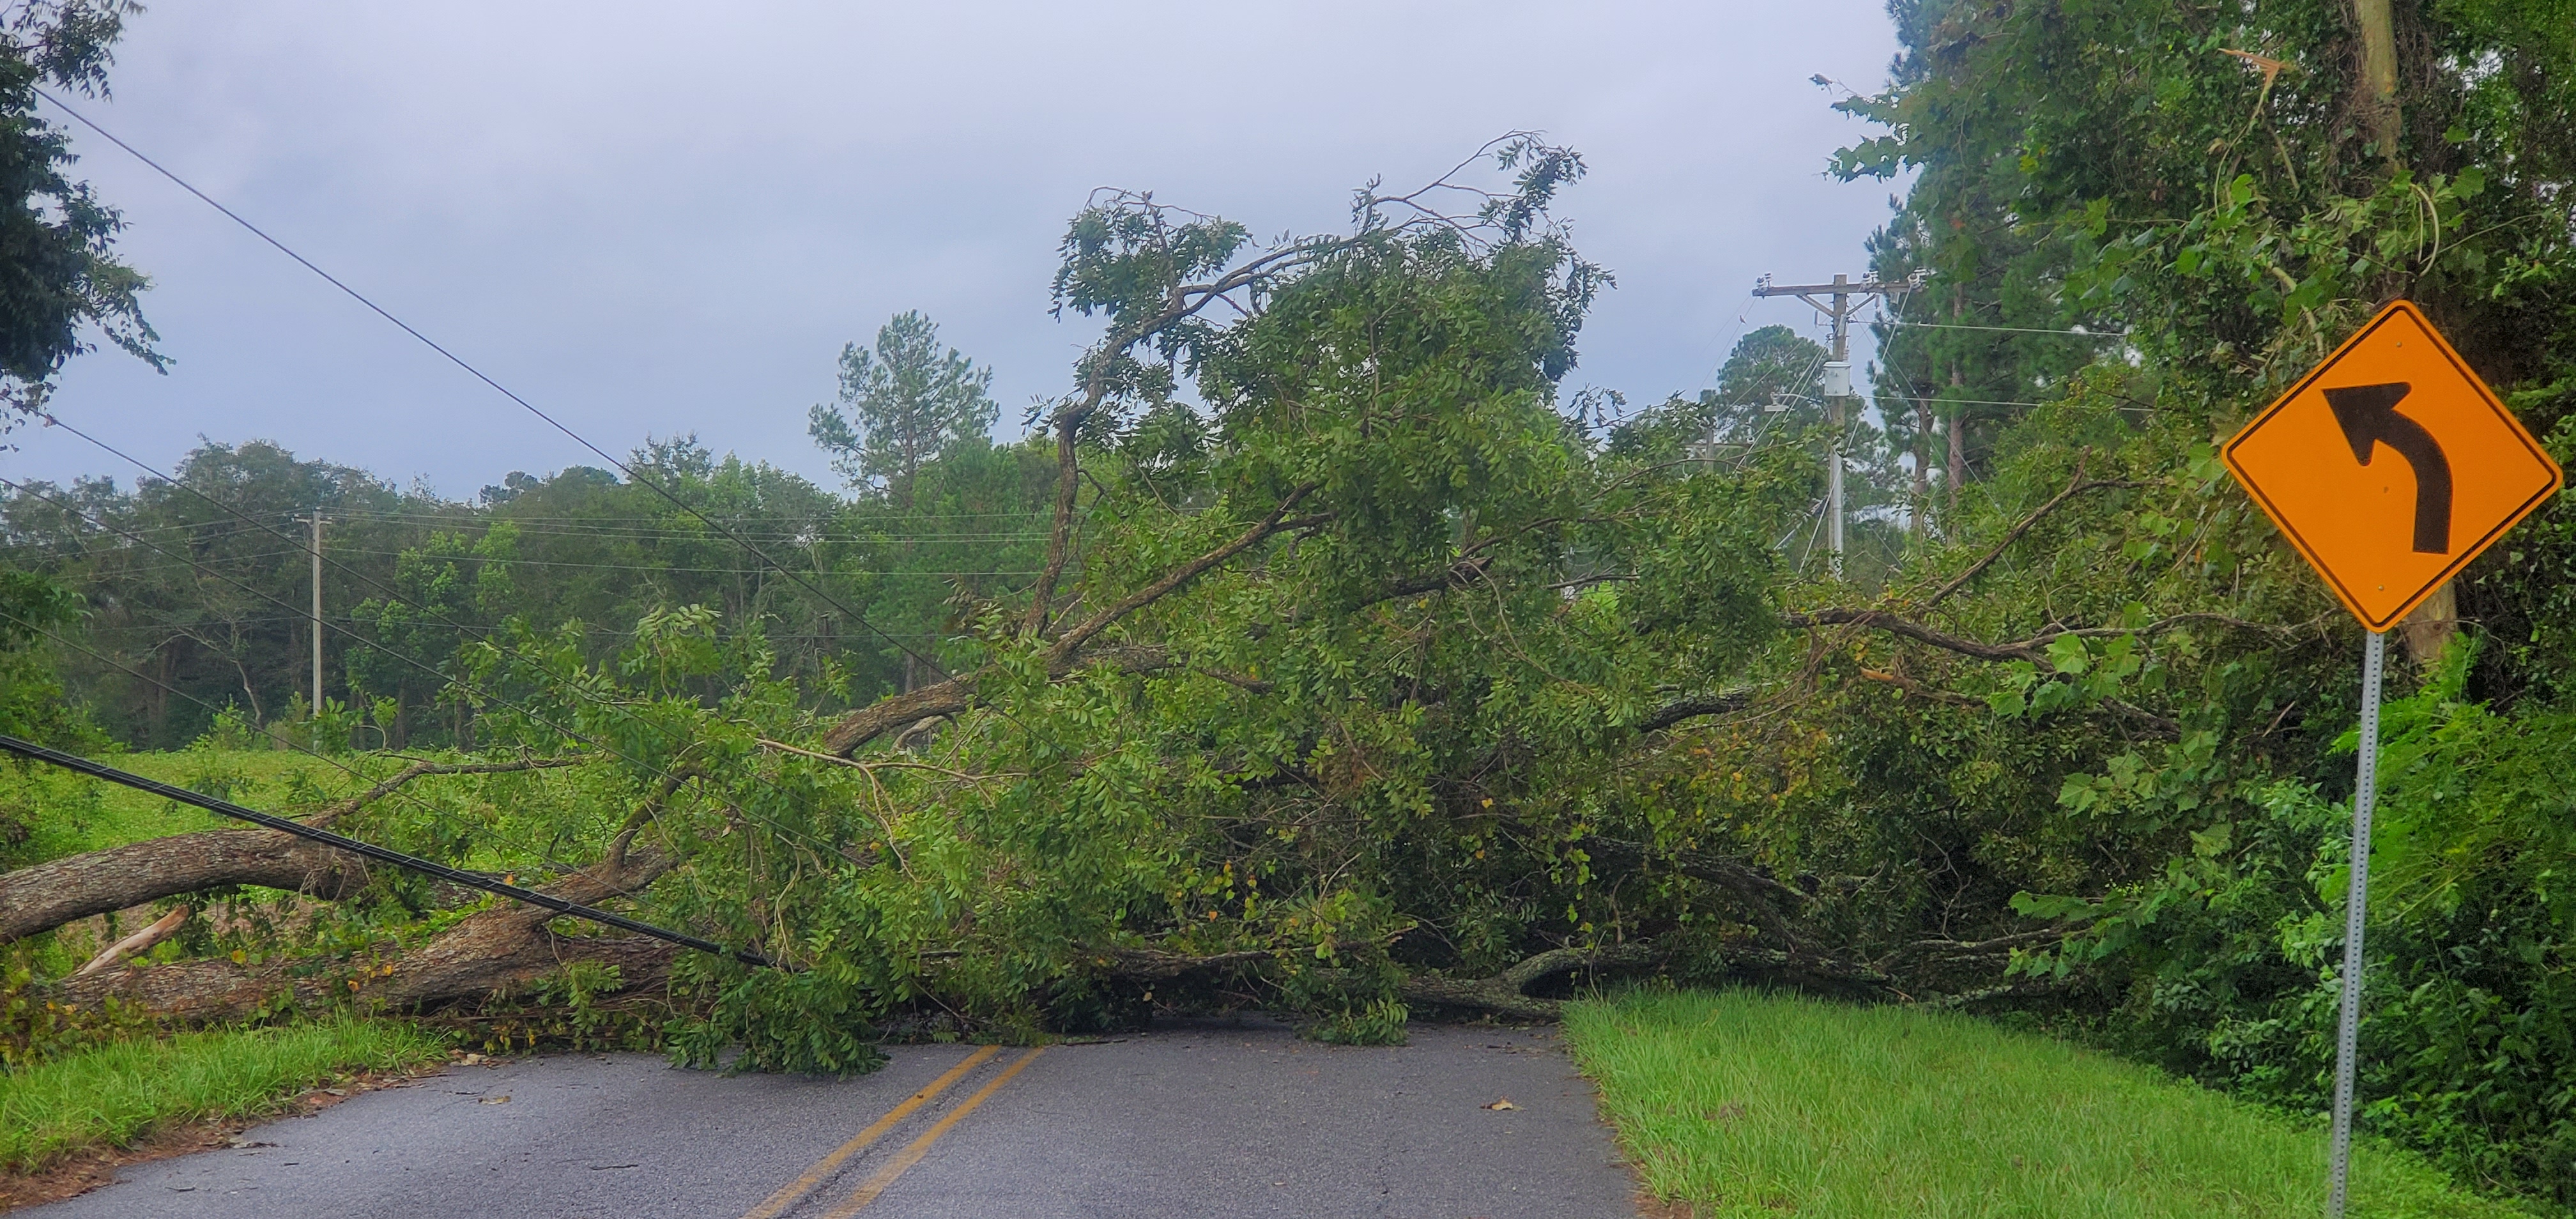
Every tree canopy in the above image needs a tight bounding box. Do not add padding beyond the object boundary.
[0,0,155,420]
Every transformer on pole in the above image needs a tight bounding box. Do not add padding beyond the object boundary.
[1751,272,1909,577]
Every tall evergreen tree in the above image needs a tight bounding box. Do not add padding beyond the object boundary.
[808,311,998,507]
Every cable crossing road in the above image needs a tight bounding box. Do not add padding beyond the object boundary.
[25,1019,1641,1218]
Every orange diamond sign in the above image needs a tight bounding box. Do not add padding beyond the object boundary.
[2223,300,2563,632]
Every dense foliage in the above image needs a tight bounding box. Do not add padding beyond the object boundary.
[1794,0,2576,1202]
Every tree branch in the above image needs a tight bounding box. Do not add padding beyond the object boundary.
[1782,608,2047,663]
[1396,939,1673,1020]
[1922,457,2138,610]
[1636,693,1752,733]
[73,905,190,977]
[307,756,581,829]
[1046,484,1322,662]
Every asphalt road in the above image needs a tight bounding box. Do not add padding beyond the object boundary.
[28,1018,1641,1218]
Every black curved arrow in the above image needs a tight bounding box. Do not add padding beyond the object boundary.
[2324,381,2451,553]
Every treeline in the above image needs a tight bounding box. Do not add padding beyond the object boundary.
[0,316,1056,749]
[1,313,1856,754]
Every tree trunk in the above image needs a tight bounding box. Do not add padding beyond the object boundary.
[1913,398,1933,538]
[2355,0,2402,167]
[56,928,681,1024]
[1946,403,1965,521]
[50,848,678,1023]
[0,828,368,944]
[2398,581,2457,666]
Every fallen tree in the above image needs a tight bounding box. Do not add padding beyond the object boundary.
[2,141,2090,1060]
[48,846,677,1023]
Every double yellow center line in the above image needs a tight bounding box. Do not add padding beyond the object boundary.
[739,1045,1046,1219]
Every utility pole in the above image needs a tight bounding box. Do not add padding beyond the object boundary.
[298,513,323,716]
[1751,272,1911,576]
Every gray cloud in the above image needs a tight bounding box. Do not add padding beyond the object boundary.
[12,0,1904,495]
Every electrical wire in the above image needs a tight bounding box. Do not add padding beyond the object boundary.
[1883,319,2129,339]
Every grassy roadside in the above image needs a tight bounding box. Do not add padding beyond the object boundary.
[1563,989,2545,1219]
[0,1019,447,1175]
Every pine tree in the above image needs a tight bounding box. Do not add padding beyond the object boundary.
[808,311,997,507]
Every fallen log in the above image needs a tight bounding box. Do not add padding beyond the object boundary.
[1098,937,1678,1022]
[1393,939,1675,1021]
[52,848,680,1023]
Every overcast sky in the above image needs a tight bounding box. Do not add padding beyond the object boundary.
[3,1,1907,500]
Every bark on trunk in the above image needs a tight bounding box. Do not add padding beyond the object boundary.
[0,829,369,944]
[2355,0,2402,167]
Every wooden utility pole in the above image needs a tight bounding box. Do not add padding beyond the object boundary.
[299,513,323,716]
[1751,272,1911,574]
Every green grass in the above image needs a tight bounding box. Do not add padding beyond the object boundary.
[0,1019,446,1174]
[1563,988,2545,1219]
[6,748,387,862]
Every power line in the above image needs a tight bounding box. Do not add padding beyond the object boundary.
[1880,319,2129,339]
[1878,393,2057,410]
[321,549,1048,577]
[31,87,949,682]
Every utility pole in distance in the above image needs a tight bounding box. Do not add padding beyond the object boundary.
[297,513,323,717]
[1752,272,1911,576]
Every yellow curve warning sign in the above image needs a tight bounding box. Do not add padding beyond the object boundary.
[2223,300,2563,632]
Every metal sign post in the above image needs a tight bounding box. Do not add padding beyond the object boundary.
[2326,629,2385,1219]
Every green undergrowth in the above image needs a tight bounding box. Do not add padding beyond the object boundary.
[0,1018,446,1175]
[0,747,369,867]
[1564,989,2548,1219]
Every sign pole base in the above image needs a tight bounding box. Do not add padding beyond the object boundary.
[2327,629,2386,1218]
